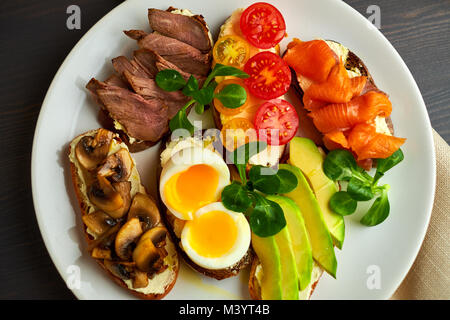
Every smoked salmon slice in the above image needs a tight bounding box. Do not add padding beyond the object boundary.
[323,131,349,150]
[303,61,367,111]
[348,123,406,160]
[283,39,337,83]
[309,91,392,133]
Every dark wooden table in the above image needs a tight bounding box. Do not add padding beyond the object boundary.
[0,0,448,299]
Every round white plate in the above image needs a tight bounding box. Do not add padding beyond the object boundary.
[32,0,436,300]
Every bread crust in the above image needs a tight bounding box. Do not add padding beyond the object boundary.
[68,129,179,299]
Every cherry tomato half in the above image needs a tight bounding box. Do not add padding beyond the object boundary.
[244,51,291,100]
[240,2,286,49]
[221,117,257,151]
[213,35,250,68]
[254,99,299,146]
[213,78,250,116]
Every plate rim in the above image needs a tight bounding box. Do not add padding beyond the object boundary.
[31,0,437,300]
[31,0,133,299]
[331,0,437,299]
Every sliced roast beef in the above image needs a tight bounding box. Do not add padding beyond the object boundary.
[112,56,152,80]
[132,47,206,85]
[86,78,107,93]
[96,85,169,142]
[126,31,211,76]
[132,48,163,78]
[123,29,147,41]
[123,71,190,119]
[148,8,212,53]
[155,59,206,87]
[105,74,129,88]
[86,78,108,106]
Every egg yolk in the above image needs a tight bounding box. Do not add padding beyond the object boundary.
[187,210,238,258]
[164,164,220,219]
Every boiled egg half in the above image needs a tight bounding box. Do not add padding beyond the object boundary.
[181,202,251,270]
[160,146,230,220]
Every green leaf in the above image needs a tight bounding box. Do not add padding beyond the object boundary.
[194,103,204,114]
[323,149,358,181]
[249,166,280,195]
[329,191,357,216]
[155,69,186,92]
[276,169,298,194]
[182,75,199,97]
[204,64,249,87]
[376,149,404,174]
[192,86,214,105]
[250,194,286,237]
[169,109,194,136]
[373,149,404,184]
[221,182,253,213]
[248,166,298,195]
[207,81,218,91]
[360,190,390,226]
[347,177,374,201]
[214,84,247,109]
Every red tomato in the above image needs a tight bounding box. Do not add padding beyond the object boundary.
[240,2,286,49]
[254,99,299,145]
[243,51,291,100]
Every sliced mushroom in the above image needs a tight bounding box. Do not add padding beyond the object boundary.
[139,226,167,248]
[75,129,113,170]
[82,210,117,236]
[88,176,123,213]
[110,180,132,218]
[87,223,121,252]
[132,227,168,273]
[115,218,143,261]
[97,149,133,182]
[88,176,131,219]
[128,193,161,231]
[132,269,149,289]
[132,238,160,273]
[103,260,134,280]
[91,247,112,260]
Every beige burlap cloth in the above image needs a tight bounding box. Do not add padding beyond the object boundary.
[391,129,450,300]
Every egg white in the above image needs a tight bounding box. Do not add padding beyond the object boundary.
[181,202,251,270]
[159,146,230,220]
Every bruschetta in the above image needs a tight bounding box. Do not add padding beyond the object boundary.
[68,129,179,299]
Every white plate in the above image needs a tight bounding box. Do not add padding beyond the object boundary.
[32,0,436,300]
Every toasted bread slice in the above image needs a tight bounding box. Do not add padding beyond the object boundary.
[287,40,395,169]
[211,10,286,169]
[86,7,213,153]
[164,208,253,280]
[69,129,179,299]
[155,135,253,280]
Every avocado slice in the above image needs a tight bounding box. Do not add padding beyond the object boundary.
[273,227,299,299]
[252,226,299,299]
[289,137,345,249]
[267,195,313,291]
[280,163,337,278]
[251,233,283,299]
